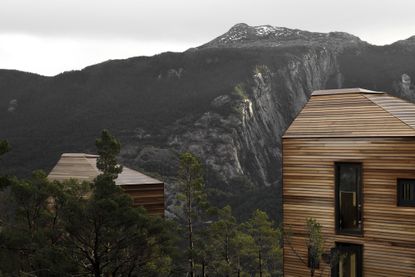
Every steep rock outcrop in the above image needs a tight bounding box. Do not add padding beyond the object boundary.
[141,47,342,217]
[2,24,415,219]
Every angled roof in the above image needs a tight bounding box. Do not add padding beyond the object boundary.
[283,88,415,138]
[48,153,163,185]
[311,88,384,96]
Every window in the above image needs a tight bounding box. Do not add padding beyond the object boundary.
[332,243,363,277]
[335,163,362,235]
[397,179,415,207]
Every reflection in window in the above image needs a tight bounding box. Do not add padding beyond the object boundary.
[332,243,362,277]
[335,163,362,234]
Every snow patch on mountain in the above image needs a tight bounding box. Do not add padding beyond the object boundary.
[200,23,363,49]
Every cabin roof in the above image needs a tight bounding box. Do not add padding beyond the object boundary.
[48,153,163,185]
[311,88,384,96]
[283,88,415,138]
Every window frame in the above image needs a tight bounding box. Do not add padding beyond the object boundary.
[331,243,363,277]
[397,178,415,207]
[335,162,363,236]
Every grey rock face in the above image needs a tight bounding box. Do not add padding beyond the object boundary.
[167,68,184,79]
[395,73,415,100]
[200,23,364,49]
[127,46,341,217]
[7,99,17,112]
[2,23,415,219]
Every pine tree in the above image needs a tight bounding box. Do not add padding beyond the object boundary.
[95,129,122,179]
[208,205,238,275]
[0,133,176,276]
[245,210,282,277]
[176,152,207,277]
[0,171,81,275]
[231,229,257,277]
[62,130,174,276]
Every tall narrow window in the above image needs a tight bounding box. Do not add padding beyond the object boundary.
[332,243,363,277]
[335,163,362,235]
[397,179,415,207]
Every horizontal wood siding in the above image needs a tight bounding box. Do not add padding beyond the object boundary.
[48,153,166,217]
[120,184,165,217]
[283,137,415,277]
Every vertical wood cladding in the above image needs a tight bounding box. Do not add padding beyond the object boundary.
[283,138,415,277]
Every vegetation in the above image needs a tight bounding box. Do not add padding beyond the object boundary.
[0,171,79,275]
[231,82,252,117]
[0,140,9,157]
[176,152,208,277]
[233,83,248,100]
[62,131,174,276]
[0,133,175,276]
[95,129,123,178]
[254,65,269,75]
[174,153,282,276]
[0,134,283,276]
[306,218,324,277]
[244,210,282,276]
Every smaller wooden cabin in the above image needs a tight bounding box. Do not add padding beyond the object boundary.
[48,153,164,216]
[283,88,415,276]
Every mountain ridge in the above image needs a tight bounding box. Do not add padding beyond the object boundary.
[200,23,365,49]
[3,23,414,77]
[1,24,415,219]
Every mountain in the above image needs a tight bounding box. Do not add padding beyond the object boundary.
[200,23,362,49]
[1,24,415,220]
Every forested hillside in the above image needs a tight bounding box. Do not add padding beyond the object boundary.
[1,24,415,220]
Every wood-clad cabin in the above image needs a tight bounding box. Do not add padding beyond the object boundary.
[283,88,415,277]
[48,153,164,216]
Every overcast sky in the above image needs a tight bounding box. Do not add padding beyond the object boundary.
[1,0,415,76]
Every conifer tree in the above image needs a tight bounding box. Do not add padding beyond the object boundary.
[95,129,122,179]
[0,132,175,276]
[176,152,207,277]
[0,171,81,275]
[62,130,174,276]
[245,209,282,277]
[208,205,238,275]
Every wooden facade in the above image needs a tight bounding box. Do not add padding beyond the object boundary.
[48,153,164,216]
[283,88,415,276]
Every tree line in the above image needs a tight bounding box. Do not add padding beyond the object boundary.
[0,131,282,276]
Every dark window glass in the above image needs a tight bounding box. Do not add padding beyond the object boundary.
[335,163,362,234]
[397,179,415,207]
[332,243,363,277]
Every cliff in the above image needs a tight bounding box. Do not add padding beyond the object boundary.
[1,24,415,220]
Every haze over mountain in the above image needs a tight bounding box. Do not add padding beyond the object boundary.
[1,24,415,219]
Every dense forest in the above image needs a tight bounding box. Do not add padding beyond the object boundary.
[0,132,282,276]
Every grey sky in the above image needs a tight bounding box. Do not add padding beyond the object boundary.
[1,0,415,76]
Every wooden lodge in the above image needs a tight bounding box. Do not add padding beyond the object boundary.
[48,153,164,216]
[283,88,415,276]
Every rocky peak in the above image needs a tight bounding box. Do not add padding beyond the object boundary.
[200,23,363,49]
